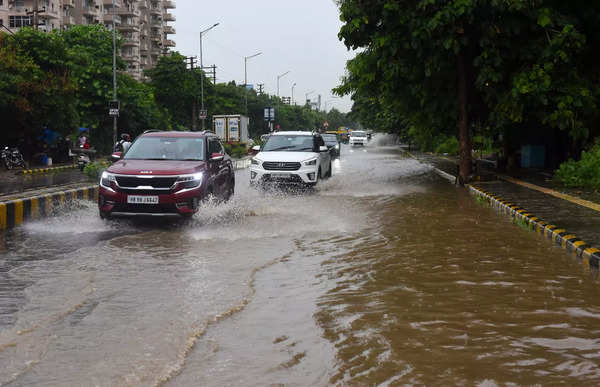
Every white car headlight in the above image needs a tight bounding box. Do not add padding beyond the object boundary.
[304,158,317,166]
[100,171,116,187]
[251,157,261,165]
[335,144,340,149]
[176,172,203,188]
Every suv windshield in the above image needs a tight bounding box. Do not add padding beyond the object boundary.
[351,131,367,138]
[262,135,314,152]
[124,137,205,161]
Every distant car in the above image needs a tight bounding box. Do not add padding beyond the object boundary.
[349,130,368,146]
[250,131,332,187]
[322,133,341,158]
[99,131,235,219]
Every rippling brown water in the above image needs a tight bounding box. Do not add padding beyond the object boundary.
[1,138,599,386]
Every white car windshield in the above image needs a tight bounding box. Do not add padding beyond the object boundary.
[262,135,314,152]
[351,131,367,138]
[124,137,205,161]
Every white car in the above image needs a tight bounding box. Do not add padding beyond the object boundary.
[250,131,332,186]
[349,130,368,146]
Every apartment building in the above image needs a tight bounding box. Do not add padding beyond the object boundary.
[0,0,176,79]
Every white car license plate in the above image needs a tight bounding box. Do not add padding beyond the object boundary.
[272,173,291,179]
[127,195,159,204]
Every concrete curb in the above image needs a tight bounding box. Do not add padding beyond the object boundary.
[469,185,600,269]
[0,185,99,230]
[19,164,78,175]
[1,158,251,230]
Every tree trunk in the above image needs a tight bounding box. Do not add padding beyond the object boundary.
[456,51,472,185]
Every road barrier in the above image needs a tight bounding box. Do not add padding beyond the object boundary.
[0,185,98,230]
[19,164,78,175]
[1,156,252,230]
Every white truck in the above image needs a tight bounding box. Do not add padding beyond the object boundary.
[212,115,249,143]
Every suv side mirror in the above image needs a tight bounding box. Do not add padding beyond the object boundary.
[211,153,224,161]
[319,146,328,152]
[252,145,260,151]
[111,152,122,161]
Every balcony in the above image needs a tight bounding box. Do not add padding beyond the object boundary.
[163,13,175,21]
[82,6,100,16]
[163,25,175,34]
[117,23,140,32]
[103,0,121,7]
[62,15,76,25]
[116,8,140,17]
[103,13,121,24]
[163,39,175,47]
[43,9,61,19]
[137,0,148,9]
[122,39,140,47]
[163,1,175,9]
[63,0,75,8]
[140,43,149,51]
[149,7,161,15]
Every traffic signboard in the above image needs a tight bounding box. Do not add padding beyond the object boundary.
[199,109,207,119]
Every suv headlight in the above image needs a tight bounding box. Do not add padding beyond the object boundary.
[100,171,116,188]
[303,158,317,166]
[176,172,203,189]
[251,157,261,165]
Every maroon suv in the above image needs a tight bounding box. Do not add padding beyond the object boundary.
[98,131,235,218]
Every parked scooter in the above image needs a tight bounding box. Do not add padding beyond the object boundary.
[1,146,26,170]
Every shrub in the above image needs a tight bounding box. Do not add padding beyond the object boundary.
[554,142,600,190]
[435,135,460,155]
[83,161,107,179]
[224,142,248,159]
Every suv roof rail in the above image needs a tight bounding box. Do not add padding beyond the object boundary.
[142,129,162,134]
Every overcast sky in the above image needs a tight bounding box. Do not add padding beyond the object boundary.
[172,0,354,113]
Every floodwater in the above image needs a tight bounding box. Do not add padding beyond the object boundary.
[1,136,599,386]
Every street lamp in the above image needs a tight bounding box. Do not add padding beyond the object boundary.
[111,0,117,148]
[276,71,290,98]
[305,90,315,106]
[291,83,296,105]
[244,51,262,114]
[200,22,219,130]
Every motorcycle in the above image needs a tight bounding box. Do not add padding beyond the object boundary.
[1,146,26,170]
[69,145,95,171]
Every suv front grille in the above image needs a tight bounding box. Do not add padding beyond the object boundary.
[116,176,177,189]
[262,162,301,171]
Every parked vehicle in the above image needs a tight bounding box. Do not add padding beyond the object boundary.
[349,130,368,146]
[250,131,332,187]
[99,130,235,219]
[1,146,26,170]
[322,133,341,158]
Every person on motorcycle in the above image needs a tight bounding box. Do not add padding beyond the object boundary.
[114,133,132,154]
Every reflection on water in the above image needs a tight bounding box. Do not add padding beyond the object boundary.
[1,136,599,386]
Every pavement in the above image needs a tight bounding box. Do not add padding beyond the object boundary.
[405,149,600,257]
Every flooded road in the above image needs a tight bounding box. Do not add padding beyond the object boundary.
[1,137,600,386]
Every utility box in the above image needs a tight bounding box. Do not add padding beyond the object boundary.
[521,145,545,168]
[212,115,249,143]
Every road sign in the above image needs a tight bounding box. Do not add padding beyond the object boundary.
[264,107,275,121]
[323,121,329,127]
[199,109,207,119]
[109,100,120,117]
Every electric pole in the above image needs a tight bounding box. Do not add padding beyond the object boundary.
[257,84,264,95]
[186,56,198,130]
[111,0,117,149]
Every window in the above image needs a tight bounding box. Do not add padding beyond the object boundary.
[9,15,32,28]
[208,139,223,156]
[0,0,4,6]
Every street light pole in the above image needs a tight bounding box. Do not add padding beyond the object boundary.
[291,83,296,105]
[112,0,117,148]
[244,51,262,115]
[305,90,315,107]
[200,22,219,130]
[276,70,290,98]
[276,71,290,129]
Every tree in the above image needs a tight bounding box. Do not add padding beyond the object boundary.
[336,0,600,180]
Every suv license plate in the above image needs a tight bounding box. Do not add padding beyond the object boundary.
[127,195,159,204]
[273,174,291,179]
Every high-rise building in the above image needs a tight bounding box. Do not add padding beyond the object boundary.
[0,0,176,79]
